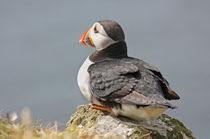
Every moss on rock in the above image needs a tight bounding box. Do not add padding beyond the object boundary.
[66,105,195,139]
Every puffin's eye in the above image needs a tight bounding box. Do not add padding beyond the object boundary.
[94,26,99,33]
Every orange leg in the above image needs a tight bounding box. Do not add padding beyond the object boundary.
[91,104,118,117]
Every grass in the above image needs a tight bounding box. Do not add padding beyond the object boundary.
[0,108,75,139]
[0,108,107,139]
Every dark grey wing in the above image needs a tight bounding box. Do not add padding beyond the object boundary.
[141,60,180,100]
[88,58,176,108]
[88,59,139,101]
[129,58,180,100]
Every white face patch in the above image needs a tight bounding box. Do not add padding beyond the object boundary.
[89,22,116,51]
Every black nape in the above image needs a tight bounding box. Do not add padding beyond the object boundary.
[89,40,128,62]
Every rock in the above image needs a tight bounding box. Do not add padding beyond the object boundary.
[67,105,195,139]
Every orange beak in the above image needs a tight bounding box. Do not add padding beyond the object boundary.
[79,28,95,48]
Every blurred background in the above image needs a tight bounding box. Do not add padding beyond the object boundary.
[0,0,210,138]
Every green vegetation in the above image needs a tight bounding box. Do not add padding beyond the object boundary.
[0,106,195,139]
[0,108,75,139]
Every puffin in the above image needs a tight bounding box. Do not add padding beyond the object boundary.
[77,20,180,120]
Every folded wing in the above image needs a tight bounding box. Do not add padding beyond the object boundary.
[88,58,179,108]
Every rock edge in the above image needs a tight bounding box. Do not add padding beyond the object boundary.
[67,105,195,139]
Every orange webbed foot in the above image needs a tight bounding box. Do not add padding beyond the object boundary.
[91,104,118,117]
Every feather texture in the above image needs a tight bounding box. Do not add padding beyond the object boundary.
[88,57,179,108]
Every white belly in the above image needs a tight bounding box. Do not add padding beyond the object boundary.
[112,104,167,120]
[77,57,93,101]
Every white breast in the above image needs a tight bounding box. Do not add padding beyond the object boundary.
[77,57,93,101]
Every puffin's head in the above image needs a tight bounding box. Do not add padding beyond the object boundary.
[79,20,125,51]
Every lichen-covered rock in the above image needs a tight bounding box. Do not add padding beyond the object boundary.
[67,105,195,139]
